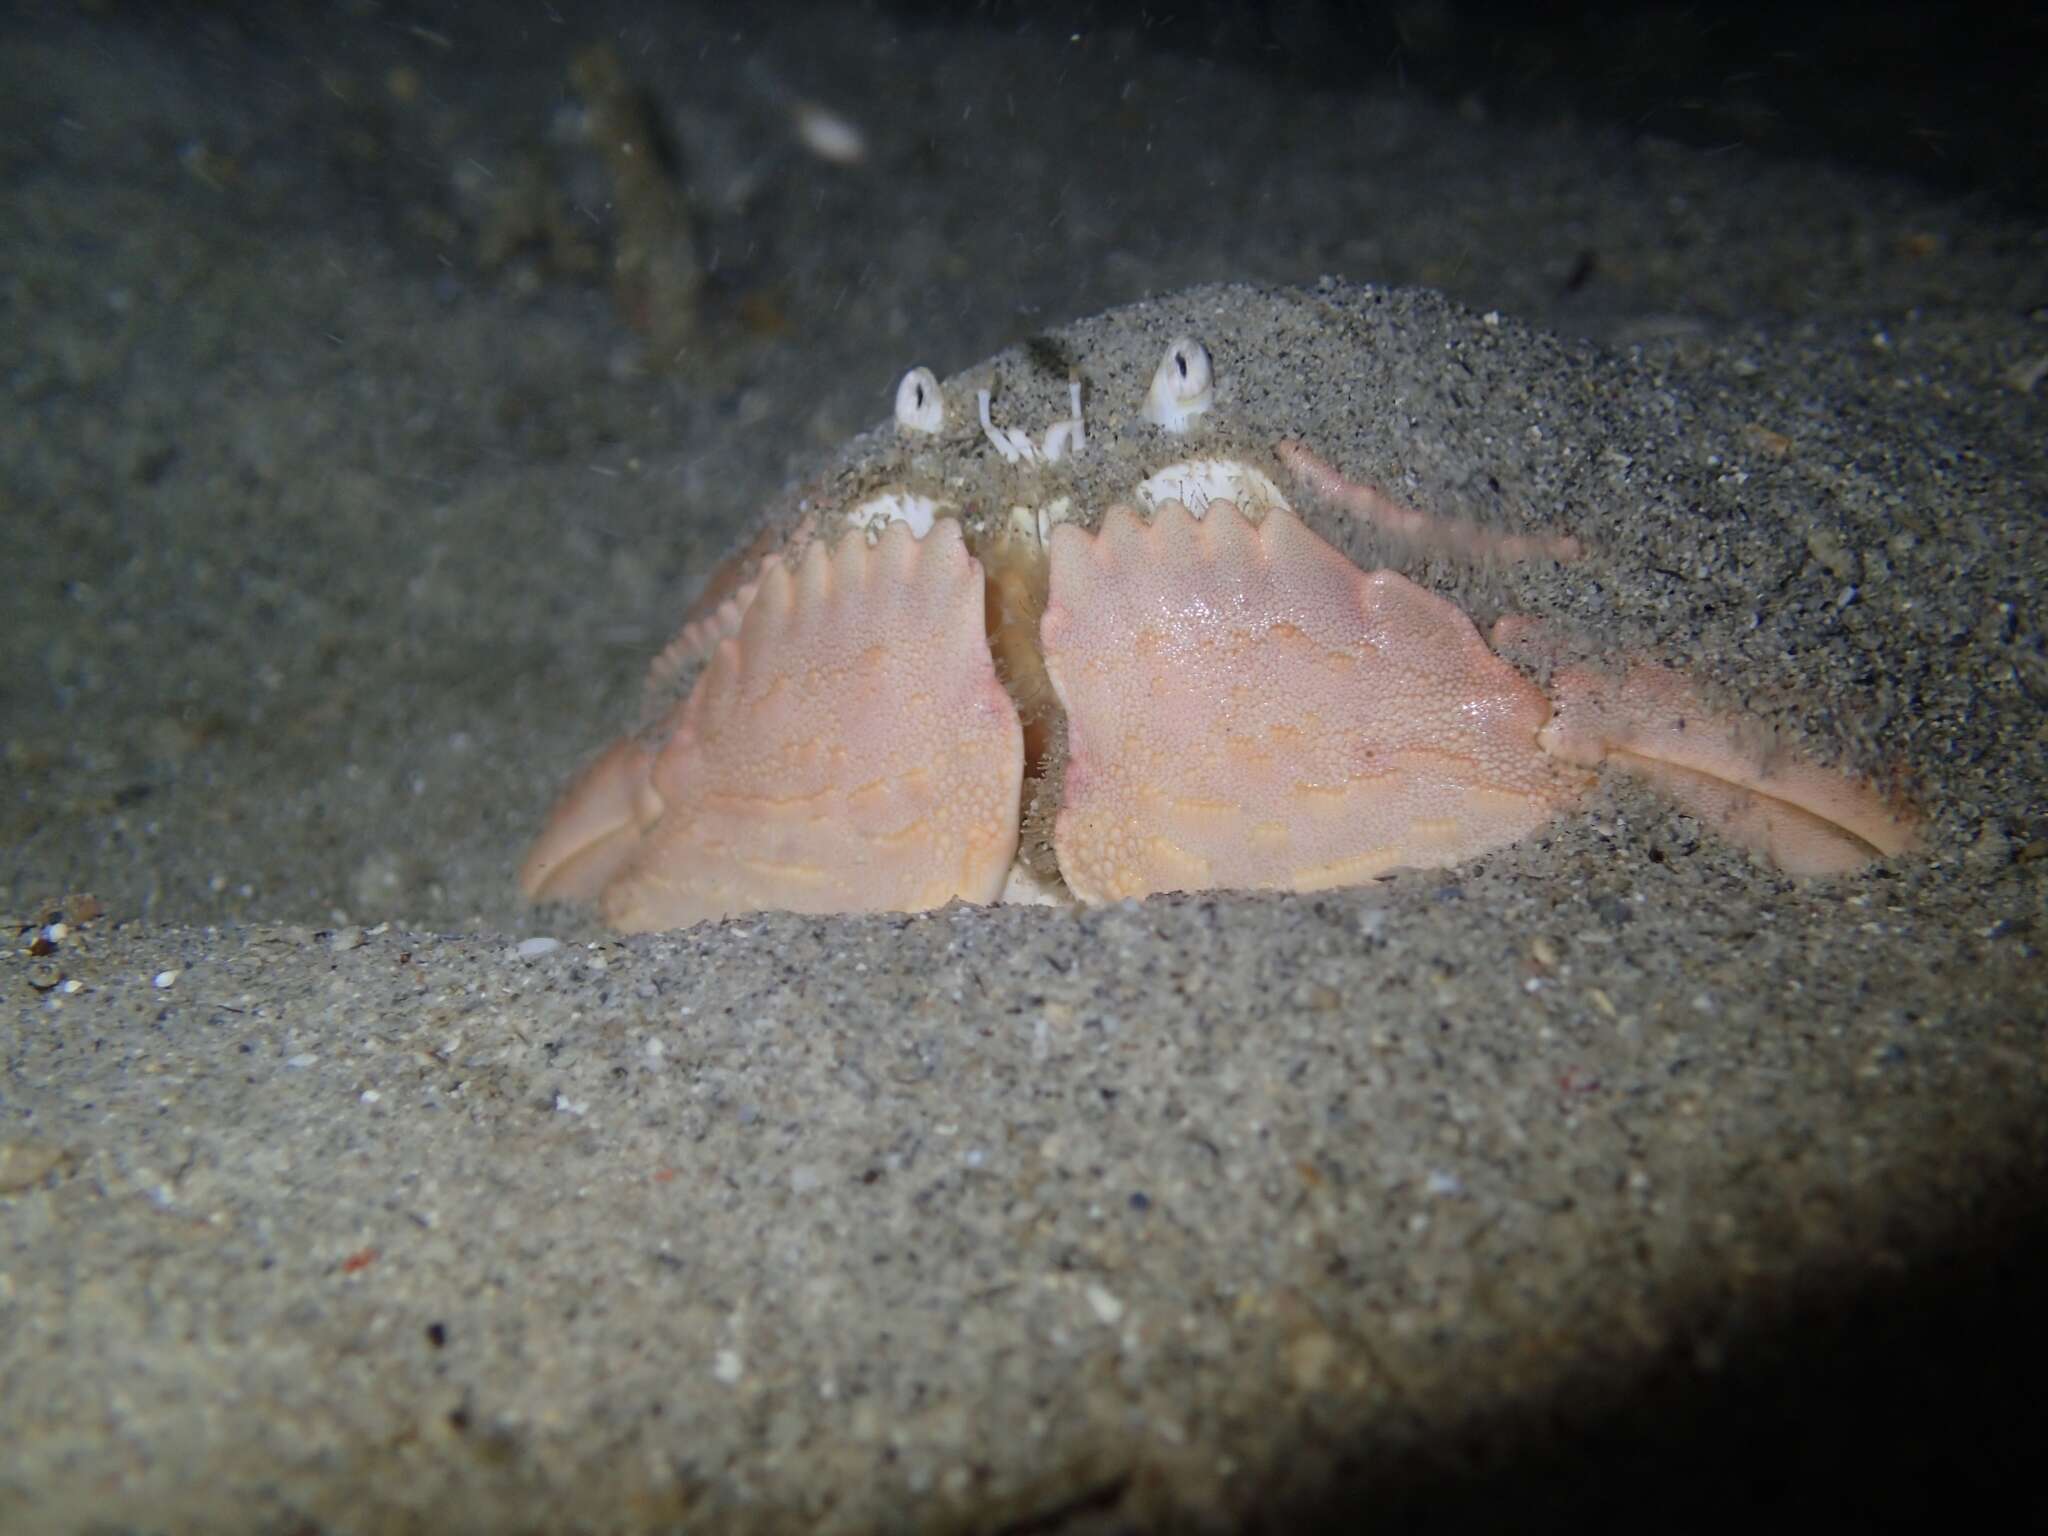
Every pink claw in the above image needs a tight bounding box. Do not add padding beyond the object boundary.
[590,519,1025,931]
[1040,498,1588,903]
[518,737,663,905]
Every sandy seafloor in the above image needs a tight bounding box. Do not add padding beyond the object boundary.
[3,2,2045,1532]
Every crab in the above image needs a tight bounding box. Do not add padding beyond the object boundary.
[521,299,1918,933]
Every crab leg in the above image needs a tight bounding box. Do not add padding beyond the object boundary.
[1278,439,1583,564]
[1533,658,1919,874]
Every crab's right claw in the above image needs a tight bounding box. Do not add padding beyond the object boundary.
[1040,498,1584,903]
[518,737,664,905]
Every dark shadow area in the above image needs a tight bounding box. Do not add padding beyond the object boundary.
[899,0,2048,213]
[1257,1176,2048,1533]
[92,0,2048,211]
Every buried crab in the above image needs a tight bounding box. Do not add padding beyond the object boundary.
[521,290,1918,933]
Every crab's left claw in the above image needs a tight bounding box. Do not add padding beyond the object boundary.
[519,737,665,904]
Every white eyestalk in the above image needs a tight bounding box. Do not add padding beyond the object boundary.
[894,366,944,434]
[1143,336,1213,432]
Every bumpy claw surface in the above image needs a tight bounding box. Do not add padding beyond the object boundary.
[572,520,1024,931]
[1040,499,1588,903]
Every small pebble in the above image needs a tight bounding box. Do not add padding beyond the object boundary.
[792,101,867,165]
[713,1350,743,1384]
[1285,1330,1339,1392]
[1084,1284,1124,1325]
[152,970,179,989]
[516,936,561,958]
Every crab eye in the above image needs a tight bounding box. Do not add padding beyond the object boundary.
[894,366,944,434]
[1143,337,1213,432]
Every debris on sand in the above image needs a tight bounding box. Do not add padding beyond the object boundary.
[570,43,702,368]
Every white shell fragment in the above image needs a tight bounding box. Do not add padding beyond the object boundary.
[1142,336,1214,432]
[894,367,945,434]
[848,491,945,539]
[1000,496,1075,551]
[999,857,1072,907]
[791,100,868,166]
[1134,459,1291,520]
[1036,496,1073,547]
